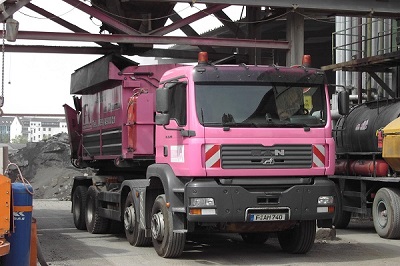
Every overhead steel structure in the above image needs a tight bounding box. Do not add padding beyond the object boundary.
[0,0,400,63]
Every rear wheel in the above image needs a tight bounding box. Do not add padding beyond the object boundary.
[333,183,351,229]
[124,191,151,246]
[240,233,269,244]
[277,220,316,254]
[85,186,110,234]
[372,187,400,239]
[151,194,186,258]
[72,186,88,230]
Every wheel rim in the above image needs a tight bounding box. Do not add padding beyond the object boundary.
[124,205,135,231]
[376,200,388,228]
[151,211,165,241]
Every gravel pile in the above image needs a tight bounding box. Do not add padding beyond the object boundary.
[7,133,89,200]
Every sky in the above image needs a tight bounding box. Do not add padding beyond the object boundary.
[1,0,244,115]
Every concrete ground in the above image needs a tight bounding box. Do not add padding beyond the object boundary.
[30,199,400,266]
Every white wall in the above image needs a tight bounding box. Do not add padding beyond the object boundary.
[28,121,68,142]
[10,117,22,141]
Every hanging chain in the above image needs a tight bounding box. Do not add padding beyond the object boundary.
[0,22,4,110]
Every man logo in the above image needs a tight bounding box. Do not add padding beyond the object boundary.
[274,149,285,156]
[262,157,275,165]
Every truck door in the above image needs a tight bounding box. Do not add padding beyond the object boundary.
[155,79,194,176]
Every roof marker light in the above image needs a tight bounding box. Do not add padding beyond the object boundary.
[302,55,312,67]
[198,52,209,65]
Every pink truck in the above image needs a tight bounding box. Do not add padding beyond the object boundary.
[64,52,336,258]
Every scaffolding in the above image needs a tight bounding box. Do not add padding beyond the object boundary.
[323,18,400,102]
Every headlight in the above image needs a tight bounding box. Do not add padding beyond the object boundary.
[318,196,334,205]
[190,197,215,207]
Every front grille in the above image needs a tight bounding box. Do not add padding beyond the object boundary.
[221,144,312,169]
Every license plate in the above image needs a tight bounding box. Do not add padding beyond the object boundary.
[249,213,286,221]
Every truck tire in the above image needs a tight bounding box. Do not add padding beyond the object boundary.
[85,186,110,234]
[72,185,88,230]
[151,194,186,258]
[240,233,269,244]
[277,220,316,254]
[333,183,351,229]
[372,187,400,239]
[124,191,151,246]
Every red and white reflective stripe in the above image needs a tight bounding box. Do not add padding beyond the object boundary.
[312,145,325,167]
[205,144,221,168]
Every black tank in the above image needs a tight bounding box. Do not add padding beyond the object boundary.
[334,99,400,154]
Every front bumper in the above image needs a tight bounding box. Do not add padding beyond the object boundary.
[185,177,335,223]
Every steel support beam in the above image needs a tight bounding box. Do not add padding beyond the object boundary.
[211,7,246,39]
[62,0,142,35]
[168,11,216,53]
[133,0,400,17]
[141,48,247,61]
[3,113,65,117]
[26,3,117,49]
[149,4,229,36]
[27,3,86,34]
[3,44,247,61]
[6,31,289,49]
[368,71,396,99]
[4,44,119,54]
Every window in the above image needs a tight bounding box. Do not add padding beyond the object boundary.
[167,82,187,126]
[195,83,326,128]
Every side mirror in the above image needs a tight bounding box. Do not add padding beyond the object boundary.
[155,113,170,125]
[156,87,169,113]
[338,90,349,115]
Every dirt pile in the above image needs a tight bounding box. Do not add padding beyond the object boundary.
[7,133,89,200]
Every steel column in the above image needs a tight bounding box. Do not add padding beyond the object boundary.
[286,11,304,66]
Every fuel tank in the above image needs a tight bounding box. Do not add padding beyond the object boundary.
[334,99,400,154]
[335,159,389,177]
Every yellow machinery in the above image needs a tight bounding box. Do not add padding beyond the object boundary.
[381,117,400,171]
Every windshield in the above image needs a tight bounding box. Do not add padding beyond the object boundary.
[195,83,326,128]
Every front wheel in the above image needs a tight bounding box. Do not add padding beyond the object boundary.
[151,194,186,258]
[124,191,151,246]
[372,187,400,239]
[277,220,316,254]
[85,186,110,234]
[333,183,351,229]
